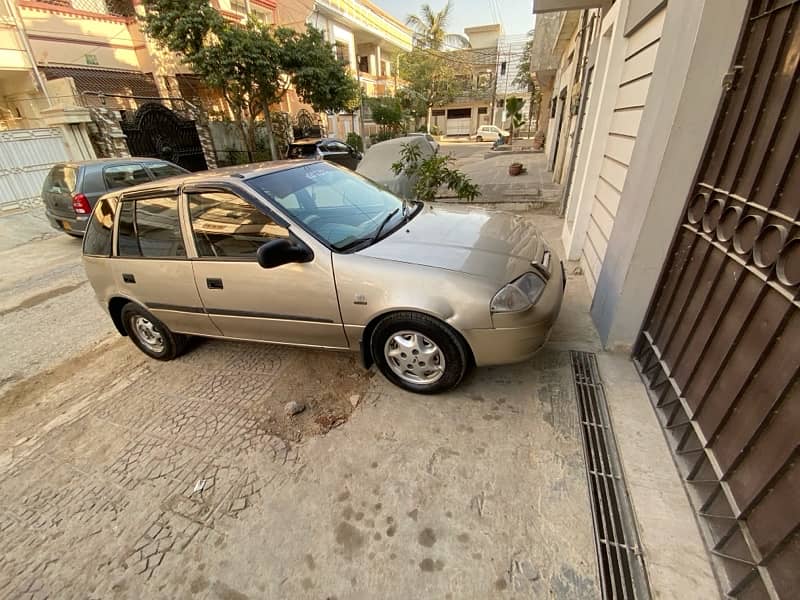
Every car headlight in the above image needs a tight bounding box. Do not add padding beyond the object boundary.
[490,272,547,313]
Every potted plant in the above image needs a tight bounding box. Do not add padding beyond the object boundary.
[508,162,524,176]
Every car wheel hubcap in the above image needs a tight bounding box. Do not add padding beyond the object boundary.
[132,315,165,353]
[384,330,445,385]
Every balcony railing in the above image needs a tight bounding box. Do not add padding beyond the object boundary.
[27,0,135,18]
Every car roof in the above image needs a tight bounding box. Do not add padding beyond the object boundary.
[113,160,318,197]
[54,157,175,169]
[290,137,345,146]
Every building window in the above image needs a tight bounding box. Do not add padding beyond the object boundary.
[358,56,369,74]
[478,107,488,115]
[230,1,273,24]
[335,42,348,65]
[251,4,273,23]
[500,61,507,76]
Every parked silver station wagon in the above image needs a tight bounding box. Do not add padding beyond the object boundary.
[82,160,565,393]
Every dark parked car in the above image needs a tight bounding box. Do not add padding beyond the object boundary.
[42,158,188,237]
[287,138,362,170]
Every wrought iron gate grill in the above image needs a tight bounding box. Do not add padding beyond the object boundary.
[633,1,800,597]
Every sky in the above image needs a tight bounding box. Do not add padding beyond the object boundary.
[374,0,535,38]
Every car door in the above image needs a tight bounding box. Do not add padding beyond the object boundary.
[109,192,220,337]
[184,185,348,348]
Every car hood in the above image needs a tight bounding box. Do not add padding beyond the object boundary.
[358,204,546,285]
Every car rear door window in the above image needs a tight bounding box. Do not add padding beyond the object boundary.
[188,191,288,258]
[117,196,186,258]
[104,164,150,190]
[147,162,186,180]
[83,196,118,256]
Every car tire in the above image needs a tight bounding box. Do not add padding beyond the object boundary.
[370,312,470,394]
[476,135,483,142]
[121,303,188,361]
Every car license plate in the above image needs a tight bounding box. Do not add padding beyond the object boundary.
[61,220,72,231]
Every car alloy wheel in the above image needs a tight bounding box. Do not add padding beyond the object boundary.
[131,315,165,354]
[383,330,446,385]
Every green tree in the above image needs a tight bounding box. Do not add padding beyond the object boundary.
[513,30,539,134]
[368,96,405,134]
[505,96,526,139]
[405,1,469,50]
[142,0,357,160]
[398,50,463,133]
[391,142,480,202]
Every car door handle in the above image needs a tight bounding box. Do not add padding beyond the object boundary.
[206,277,224,290]
[122,273,136,284]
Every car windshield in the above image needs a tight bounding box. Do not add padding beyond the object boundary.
[248,162,414,250]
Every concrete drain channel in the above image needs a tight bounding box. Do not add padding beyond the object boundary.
[569,351,651,600]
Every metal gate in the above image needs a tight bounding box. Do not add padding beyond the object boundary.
[120,103,207,172]
[0,128,70,209]
[633,1,799,598]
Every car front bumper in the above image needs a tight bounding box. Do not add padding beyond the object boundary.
[462,261,566,367]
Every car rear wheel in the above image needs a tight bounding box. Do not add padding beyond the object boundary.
[370,312,470,394]
[121,303,187,360]
[476,135,483,142]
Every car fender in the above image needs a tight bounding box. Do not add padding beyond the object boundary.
[333,253,497,350]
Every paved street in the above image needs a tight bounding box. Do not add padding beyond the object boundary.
[438,143,562,207]
[0,209,602,599]
[0,210,116,398]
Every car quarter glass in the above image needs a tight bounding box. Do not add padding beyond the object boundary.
[188,191,288,258]
[83,196,119,257]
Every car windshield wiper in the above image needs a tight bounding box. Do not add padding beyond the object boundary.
[372,207,399,243]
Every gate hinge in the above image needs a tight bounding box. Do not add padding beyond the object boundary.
[722,65,744,92]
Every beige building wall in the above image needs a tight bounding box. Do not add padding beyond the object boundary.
[581,8,665,294]
[557,0,667,296]
[19,3,141,72]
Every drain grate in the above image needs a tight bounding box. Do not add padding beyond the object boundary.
[570,351,651,600]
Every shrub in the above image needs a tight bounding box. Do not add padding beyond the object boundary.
[391,143,480,202]
[346,132,364,152]
[369,131,395,145]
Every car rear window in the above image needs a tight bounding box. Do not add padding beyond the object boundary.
[117,196,186,258]
[83,195,118,257]
[43,165,77,193]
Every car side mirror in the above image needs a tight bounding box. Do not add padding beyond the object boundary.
[256,238,313,269]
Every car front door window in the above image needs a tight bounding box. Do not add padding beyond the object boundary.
[188,191,288,259]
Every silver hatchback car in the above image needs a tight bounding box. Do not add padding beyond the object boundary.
[82,161,564,393]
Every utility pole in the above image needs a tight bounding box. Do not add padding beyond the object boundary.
[356,68,365,141]
[4,0,51,108]
[489,38,499,127]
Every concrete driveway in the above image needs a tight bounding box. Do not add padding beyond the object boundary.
[0,212,600,599]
